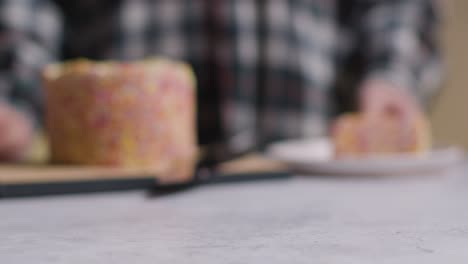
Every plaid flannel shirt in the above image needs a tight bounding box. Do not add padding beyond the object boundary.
[0,0,441,160]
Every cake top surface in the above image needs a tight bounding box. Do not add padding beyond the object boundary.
[42,57,193,83]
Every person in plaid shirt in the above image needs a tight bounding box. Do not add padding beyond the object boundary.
[0,0,441,161]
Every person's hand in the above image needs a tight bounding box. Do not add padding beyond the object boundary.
[359,79,422,121]
[359,79,423,145]
[0,102,34,161]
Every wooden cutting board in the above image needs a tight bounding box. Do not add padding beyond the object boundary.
[0,155,288,198]
[0,166,161,184]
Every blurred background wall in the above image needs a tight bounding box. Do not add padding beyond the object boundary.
[431,0,468,149]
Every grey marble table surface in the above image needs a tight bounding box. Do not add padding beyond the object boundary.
[1,166,468,264]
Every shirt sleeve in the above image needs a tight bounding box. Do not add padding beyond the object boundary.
[356,0,443,105]
[0,0,62,125]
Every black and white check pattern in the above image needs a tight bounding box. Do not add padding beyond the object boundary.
[0,0,441,159]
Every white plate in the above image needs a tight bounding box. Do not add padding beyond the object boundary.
[266,138,465,176]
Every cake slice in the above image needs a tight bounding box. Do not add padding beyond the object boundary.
[332,113,431,158]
